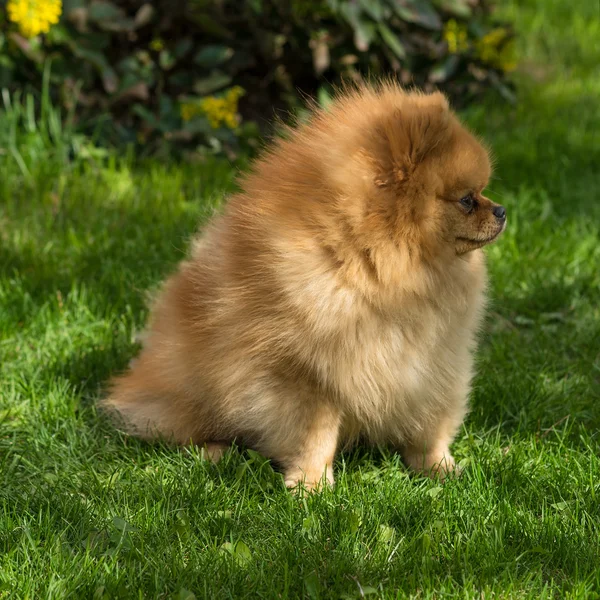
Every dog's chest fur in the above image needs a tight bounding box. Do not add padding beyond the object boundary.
[282,248,486,444]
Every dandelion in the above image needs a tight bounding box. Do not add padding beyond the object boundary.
[7,0,62,39]
[443,19,468,54]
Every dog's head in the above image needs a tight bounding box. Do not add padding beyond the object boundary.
[336,87,506,258]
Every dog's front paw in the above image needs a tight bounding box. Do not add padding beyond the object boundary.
[284,464,335,492]
[404,450,458,480]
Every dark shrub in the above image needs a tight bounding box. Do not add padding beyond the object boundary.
[0,0,515,156]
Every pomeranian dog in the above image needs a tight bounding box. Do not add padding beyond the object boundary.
[102,83,506,489]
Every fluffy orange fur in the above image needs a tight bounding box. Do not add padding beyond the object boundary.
[102,83,506,489]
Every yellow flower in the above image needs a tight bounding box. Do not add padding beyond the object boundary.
[7,0,62,39]
[150,38,164,52]
[477,28,518,72]
[198,86,244,129]
[498,40,518,72]
[180,102,199,122]
[181,88,244,128]
[443,19,468,54]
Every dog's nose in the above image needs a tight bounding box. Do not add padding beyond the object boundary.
[493,205,506,221]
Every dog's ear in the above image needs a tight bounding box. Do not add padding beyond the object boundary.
[369,93,451,188]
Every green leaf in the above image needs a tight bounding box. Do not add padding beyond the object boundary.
[540,312,567,323]
[134,4,155,28]
[302,514,319,535]
[86,0,135,31]
[177,590,196,600]
[181,118,213,135]
[193,73,232,95]
[111,516,137,532]
[377,23,407,59]
[173,38,194,60]
[358,0,385,22]
[235,462,247,480]
[488,73,517,104]
[429,55,460,83]
[132,104,158,127]
[339,0,360,24]
[194,45,234,68]
[174,520,190,537]
[354,21,377,51]
[432,519,445,533]
[246,449,264,463]
[514,315,535,327]
[220,541,252,566]
[0,54,15,71]
[248,0,263,13]
[349,513,361,534]
[159,49,176,70]
[232,540,252,565]
[188,12,233,39]
[169,71,194,87]
[116,56,139,74]
[362,586,378,595]
[434,0,471,18]
[8,33,45,64]
[71,45,118,93]
[304,571,320,599]
[98,17,137,33]
[88,1,124,22]
[379,524,395,543]
[45,24,73,44]
[393,0,442,30]
[158,95,174,119]
[117,71,140,92]
[340,2,376,51]
[176,509,190,527]
[115,80,149,103]
[64,0,86,9]
[427,485,443,498]
[421,532,432,551]
[317,86,333,109]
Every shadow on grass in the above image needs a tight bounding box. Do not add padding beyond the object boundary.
[467,274,600,440]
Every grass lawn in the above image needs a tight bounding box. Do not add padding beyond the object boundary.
[1,0,599,597]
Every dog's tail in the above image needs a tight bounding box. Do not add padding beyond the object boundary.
[100,350,202,445]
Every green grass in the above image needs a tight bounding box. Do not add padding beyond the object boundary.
[1,0,599,597]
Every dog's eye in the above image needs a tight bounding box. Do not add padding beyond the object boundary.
[460,194,475,212]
